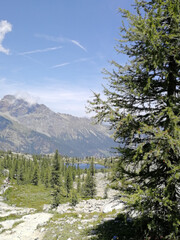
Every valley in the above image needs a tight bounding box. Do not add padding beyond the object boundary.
[0,170,124,240]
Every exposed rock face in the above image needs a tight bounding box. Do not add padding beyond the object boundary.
[0,95,116,157]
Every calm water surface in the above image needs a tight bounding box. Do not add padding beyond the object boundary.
[71,163,105,169]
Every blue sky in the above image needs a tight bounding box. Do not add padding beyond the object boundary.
[0,0,134,117]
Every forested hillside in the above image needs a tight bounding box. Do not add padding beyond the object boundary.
[0,150,109,208]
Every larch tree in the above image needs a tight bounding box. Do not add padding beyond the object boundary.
[82,169,96,198]
[89,158,95,176]
[51,149,60,188]
[88,0,180,239]
[31,164,39,186]
[65,167,73,197]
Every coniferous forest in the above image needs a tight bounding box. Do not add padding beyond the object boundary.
[0,150,106,208]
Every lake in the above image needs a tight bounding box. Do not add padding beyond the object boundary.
[70,163,106,169]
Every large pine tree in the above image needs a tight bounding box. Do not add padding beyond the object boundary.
[89,0,180,239]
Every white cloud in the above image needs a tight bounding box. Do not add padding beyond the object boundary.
[51,62,70,68]
[27,87,91,116]
[0,20,12,55]
[0,78,92,117]
[74,57,92,63]
[15,92,39,105]
[18,46,62,55]
[35,34,87,52]
[51,57,91,69]
[71,40,87,52]
[35,34,66,43]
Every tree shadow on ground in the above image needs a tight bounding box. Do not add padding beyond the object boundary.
[87,213,141,240]
[87,213,177,240]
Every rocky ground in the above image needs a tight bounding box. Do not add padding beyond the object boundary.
[0,173,124,240]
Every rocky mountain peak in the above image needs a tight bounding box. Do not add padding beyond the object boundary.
[0,95,52,117]
[0,95,16,110]
[0,94,116,157]
[0,95,36,117]
[1,94,16,102]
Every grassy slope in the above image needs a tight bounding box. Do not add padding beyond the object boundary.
[3,183,52,211]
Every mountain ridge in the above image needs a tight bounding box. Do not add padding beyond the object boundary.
[0,95,116,157]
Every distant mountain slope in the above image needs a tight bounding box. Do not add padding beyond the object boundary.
[0,95,116,157]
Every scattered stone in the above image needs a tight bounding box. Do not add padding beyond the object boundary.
[102,200,124,213]
[43,204,51,212]
[0,207,52,240]
[103,217,114,222]
[0,172,123,240]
